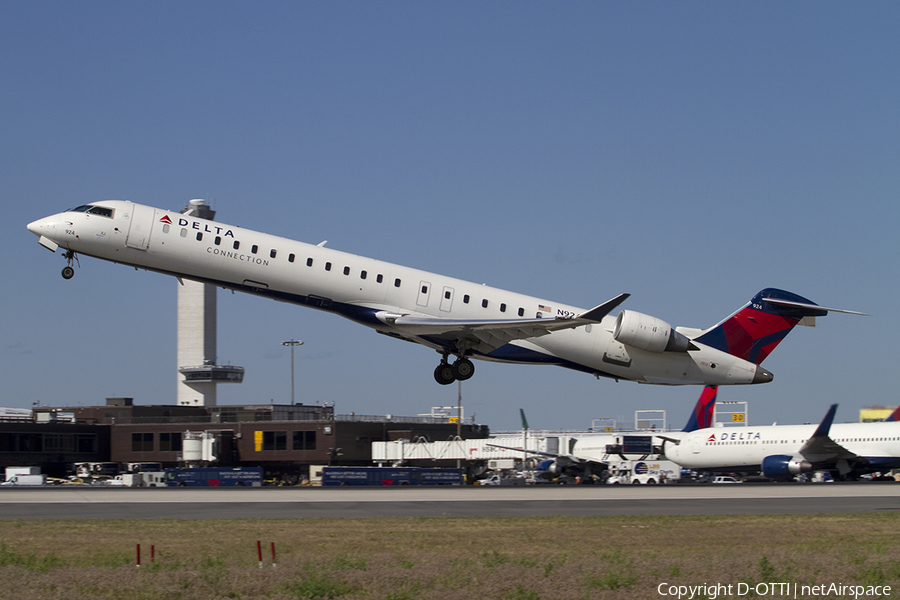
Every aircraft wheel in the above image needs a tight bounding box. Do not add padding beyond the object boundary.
[62,266,75,280]
[452,358,475,381]
[434,363,455,385]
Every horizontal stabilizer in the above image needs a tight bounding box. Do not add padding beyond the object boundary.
[764,297,868,317]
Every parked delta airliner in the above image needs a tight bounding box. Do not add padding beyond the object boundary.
[664,404,900,480]
[489,385,720,478]
[26,200,863,386]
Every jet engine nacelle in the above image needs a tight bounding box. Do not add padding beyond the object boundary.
[538,460,562,475]
[614,310,691,353]
[761,455,813,480]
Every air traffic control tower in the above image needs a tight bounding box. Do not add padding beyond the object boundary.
[176,199,244,406]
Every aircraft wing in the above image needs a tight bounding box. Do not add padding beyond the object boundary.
[379,293,629,355]
[798,404,859,464]
[486,444,603,468]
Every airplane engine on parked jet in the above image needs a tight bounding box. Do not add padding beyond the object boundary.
[535,459,563,475]
[761,455,813,480]
[614,310,691,353]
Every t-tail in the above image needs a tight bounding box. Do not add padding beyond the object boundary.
[693,288,866,365]
[682,385,717,432]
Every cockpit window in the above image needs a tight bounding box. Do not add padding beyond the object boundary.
[66,205,114,218]
[87,206,113,217]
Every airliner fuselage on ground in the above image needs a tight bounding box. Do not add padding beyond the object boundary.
[489,386,720,479]
[27,200,861,386]
[665,404,900,479]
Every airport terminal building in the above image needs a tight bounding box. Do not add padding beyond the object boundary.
[1,399,489,481]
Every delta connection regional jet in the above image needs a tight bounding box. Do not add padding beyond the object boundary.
[27,200,864,386]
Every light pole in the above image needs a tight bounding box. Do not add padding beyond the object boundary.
[281,340,304,405]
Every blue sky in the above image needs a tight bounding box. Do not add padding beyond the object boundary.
[2,3,897,431]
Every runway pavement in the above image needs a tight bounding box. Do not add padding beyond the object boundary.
[1,482,897,519]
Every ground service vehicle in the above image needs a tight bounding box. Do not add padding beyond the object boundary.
[476,473,527,486]
[106,472,166,487]
[164,467,263,487]
[322,467,463,486]
[712,476,741,484]
[1,474,46,486]
[606,460,681,485]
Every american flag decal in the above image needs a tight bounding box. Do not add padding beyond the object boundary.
[538,304,551,312]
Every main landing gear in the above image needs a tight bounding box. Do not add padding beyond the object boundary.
[61,250,79,280]
[433,354,475,386]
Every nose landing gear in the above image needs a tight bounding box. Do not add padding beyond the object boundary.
[433,354,475,385]
[61,250,79,279]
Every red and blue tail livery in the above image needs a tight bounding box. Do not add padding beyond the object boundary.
[695,288,864,365]
[682,386,717,432]
[885,406,900,423]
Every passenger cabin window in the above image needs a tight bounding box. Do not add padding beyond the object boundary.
[518,308,524,317]
[394,278,401,288]
[215,236,221,245]
[180,229,187,237]
[421,285,428,294]
[288,253,295,263]
[376,274,383,283]
[270,249,277,259]
[343,266,350,276]
[463,295,470,304]
[233,241,240,250]
[307,258,313,267]
[196,232,203,241]
[162,224,170,234]
[251,245,258,254]
[445,291,451,299]
[360,271,367,280]
[500,303,506,313]
[482,299,489,308]
[325,262,332,271]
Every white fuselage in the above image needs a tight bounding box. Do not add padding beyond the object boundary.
[667,421,900,471]
[27,200,765,384]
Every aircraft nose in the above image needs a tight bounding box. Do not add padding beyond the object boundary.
[753,366,774,384]
[27,216,54,237]
[27,218,44,236]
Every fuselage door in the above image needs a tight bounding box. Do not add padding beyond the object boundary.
[125,203,156,250]
[417,281,431,308]
[440,286,454,312]
[691,435,701,455]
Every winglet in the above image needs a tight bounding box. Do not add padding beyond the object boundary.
[810,404,838,439]
[576,293,630,323]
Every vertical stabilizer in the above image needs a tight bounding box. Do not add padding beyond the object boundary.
[694,289,827,365]
[682,385,717,432]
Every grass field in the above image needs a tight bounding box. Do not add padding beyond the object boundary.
[1,513,898,599]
